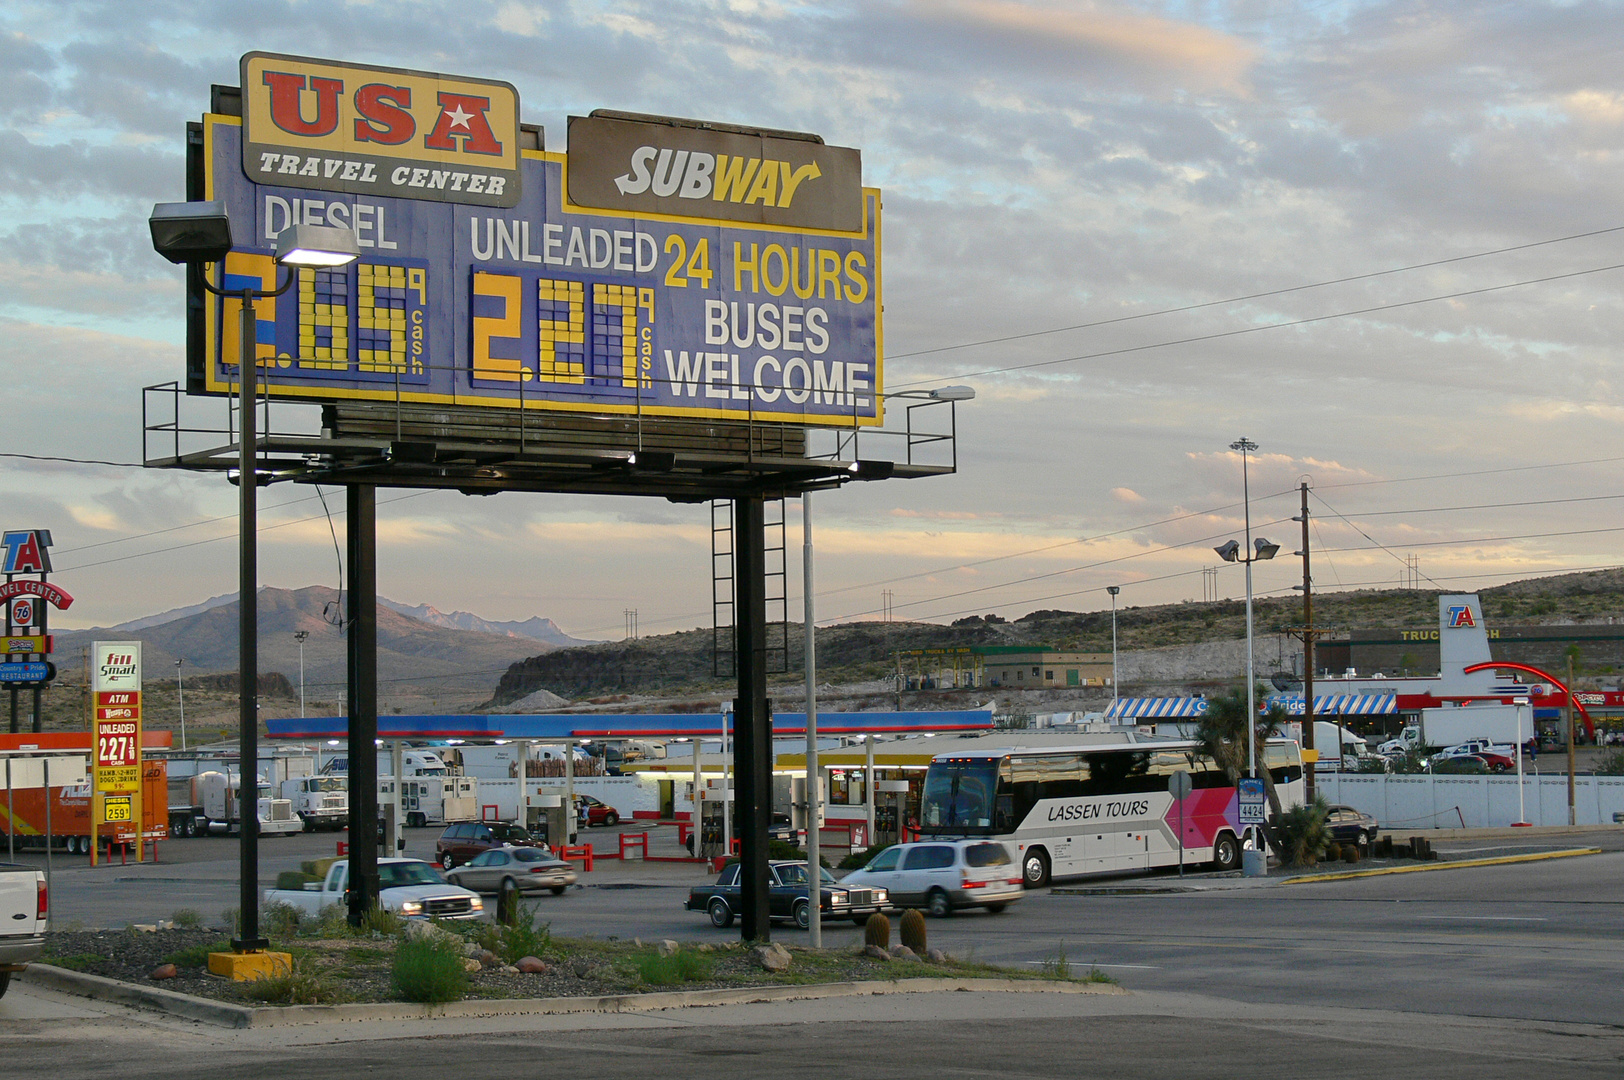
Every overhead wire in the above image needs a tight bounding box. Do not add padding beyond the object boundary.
[893,260,1624,388]
[887,223,1624,361]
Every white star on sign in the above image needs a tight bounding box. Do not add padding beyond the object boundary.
[446,105,473,130]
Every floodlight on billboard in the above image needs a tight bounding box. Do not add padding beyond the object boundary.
[193,55,883,429]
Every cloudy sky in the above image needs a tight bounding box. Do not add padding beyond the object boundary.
[5,0,1624,642]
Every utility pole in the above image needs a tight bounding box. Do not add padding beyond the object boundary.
[1567,653,1577,827]
[1293,481,1317,802]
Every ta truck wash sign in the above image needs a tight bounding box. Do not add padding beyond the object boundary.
[197,56,881,428]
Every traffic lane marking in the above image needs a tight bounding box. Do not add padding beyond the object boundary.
[1282,847,1602,884]
[1415,915,1549,921]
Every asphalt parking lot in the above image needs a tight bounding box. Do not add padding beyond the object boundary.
[9,821,1622,1026]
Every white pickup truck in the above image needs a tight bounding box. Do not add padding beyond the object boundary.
[262,858,484,921]
[0,863,47,999]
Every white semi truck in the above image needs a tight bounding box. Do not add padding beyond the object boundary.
[279,775,349,831]
[194,770,303,837]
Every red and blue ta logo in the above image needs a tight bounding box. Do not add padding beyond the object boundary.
[1447,605,1476,628]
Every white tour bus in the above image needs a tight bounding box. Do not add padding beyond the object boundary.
[919,737,1305,886]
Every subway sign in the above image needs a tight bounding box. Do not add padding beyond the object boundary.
[195,56,882,428]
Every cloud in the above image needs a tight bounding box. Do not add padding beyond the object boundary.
[1110,487,1144,503]
[918,0,1257,97]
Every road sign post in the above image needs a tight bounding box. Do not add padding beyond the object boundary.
[1237,777,1266,877]
[1169,770,1193,878]
[92,641,143,865]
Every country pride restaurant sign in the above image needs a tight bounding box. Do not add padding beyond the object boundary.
[196,53,880,427]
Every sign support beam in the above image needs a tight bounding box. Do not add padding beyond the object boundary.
[733,496,772,941]
[346,483,381,925]
[233,290,268,955]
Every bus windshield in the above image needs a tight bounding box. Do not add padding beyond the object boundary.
[920,759,1000,835]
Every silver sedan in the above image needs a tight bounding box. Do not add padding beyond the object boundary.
[443,844,579,896]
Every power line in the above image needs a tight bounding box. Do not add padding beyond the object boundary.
[1312,491,1445,588]
[54,490,430,573]
[887,223,1624,361]
[894,260,1624,387]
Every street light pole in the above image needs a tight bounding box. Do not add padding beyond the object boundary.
[148,202,359,959]
[294,630,309,718]
[1214,438,1279,878]
[175,659,186,752]
[1106,586,1121,701]
[1234,436,1259,784]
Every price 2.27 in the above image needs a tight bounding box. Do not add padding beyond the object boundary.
[97,734,137,767]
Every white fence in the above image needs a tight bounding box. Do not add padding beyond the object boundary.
[1316,773,1624,830]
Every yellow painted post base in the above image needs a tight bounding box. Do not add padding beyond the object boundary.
[207,950,293,982]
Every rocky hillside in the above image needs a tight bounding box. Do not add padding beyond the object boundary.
[486,569,1624,705]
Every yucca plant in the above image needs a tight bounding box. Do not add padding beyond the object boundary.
[1272,794,1332,867]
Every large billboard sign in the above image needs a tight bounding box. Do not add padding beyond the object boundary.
[197,55,882,428]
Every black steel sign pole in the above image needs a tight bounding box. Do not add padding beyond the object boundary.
[345,484,381,923]
[733,496,772,941]
[233,288,268,954]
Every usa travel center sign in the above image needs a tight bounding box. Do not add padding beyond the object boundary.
[197,53,881,426]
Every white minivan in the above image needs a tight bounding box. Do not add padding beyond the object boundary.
[841,839,1024,917]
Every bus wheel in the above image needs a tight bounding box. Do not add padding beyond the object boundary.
[1022,849,1050,888]
[1213,833,1241,872]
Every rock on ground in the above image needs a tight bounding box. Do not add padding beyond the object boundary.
[405,921,462,948]
[752,943,793,972]
[863,944,892,961]
[148,963,178,980]
[888,945,921,962]
[516,956,547,974]
[656,940,679,957]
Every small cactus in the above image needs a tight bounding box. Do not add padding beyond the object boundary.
[899,909,927,954]
[1324,843,1342,863]
[864,912,891,950]
[1343,845,1360,864]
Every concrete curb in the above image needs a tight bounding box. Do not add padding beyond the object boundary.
[20,965,1126,1029]
[21,964,258,1028]
[1281,847,1603,885]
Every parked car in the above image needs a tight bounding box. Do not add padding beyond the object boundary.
[262,858,483,921]
[1324,805,1379,854]
[442,844,578,896]
[768,812,795,843]
[0,863,47,1000]
[1438,741,1517,771]
[436,821,541,868]
[686,860,889,929]
[840,840,1024,917]
[575,794,620,827]
[1429,754,1490,774]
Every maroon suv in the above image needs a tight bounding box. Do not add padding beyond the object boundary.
[436,822,540,869]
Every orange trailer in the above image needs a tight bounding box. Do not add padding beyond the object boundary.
[0,758,167,855]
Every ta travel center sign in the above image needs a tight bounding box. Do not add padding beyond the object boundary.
[196,54,881,427]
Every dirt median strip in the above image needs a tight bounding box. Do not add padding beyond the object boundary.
[20,965,1128,1029]
[1281,847,1603,885]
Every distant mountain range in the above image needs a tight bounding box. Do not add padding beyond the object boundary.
[377,600,596,648]
[53,586,593,707]
[111,590,595,648]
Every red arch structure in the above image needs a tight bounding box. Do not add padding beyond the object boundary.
[1462,661,1595,740]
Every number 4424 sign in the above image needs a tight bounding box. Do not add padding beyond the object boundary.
[93,641,142,796]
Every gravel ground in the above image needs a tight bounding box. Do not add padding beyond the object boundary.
[41,926,1048,1007]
